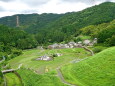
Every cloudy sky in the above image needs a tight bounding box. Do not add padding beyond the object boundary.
[0,0,114,17]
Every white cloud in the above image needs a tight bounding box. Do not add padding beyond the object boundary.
[39,0,89,14]
[0,0,114,17]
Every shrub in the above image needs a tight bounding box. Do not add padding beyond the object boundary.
[106,35,115,46]
[12,49,22,56]
[93,46,107,53]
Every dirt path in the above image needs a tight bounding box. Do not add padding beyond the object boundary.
[56,55,89,86]
[82,46,94,56]
[56,67,76,86]
[70,57,88,64]
[0,56,5,63]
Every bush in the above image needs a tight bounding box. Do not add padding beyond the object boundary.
[106,35,115,46]
[74,35,91,42]
[93,46,107,53]
[12,49,22,56]
[9,49,22,59]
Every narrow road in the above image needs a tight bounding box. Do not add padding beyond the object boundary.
[56,67,76,86]
[56,54,90,86]
[0,56,5,63]
[2,64,22,73]
[82,46,94,56]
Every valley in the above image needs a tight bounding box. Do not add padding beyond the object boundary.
[0,1,115,86]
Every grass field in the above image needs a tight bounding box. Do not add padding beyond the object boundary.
[61,47,115,86]
[7,48,90,86]
[17,68,68,86]
[9,48,89,73]
[4,73,22,86]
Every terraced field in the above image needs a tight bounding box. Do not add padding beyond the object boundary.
[17,69,68,86]
[6,47,115,86]
[4,72,22,86]
[9,48,89,73]
[61,47,115,86]
[8,48,89,86]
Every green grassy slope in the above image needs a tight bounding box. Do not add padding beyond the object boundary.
[0,73,3,86]
[4,73,22,86]
[17,69,68,86]
[9,48,89,73]
[61,47,115,86]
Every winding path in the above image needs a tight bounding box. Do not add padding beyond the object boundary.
[2,64,22,73]
[82,46,94,56]
[56,57,89,86]
[56,67,76,86]
[0,56,5,63]
[56,47,93,86]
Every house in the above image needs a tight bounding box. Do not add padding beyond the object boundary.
[83,40,91,45]
[36,55,52,61]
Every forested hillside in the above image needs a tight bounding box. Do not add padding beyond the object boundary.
[0,25,37,60]
[0,14,38,28]
[28,2,115,44]
[0,13,64,30]
[0,2,114,56]
[80,19,115,46]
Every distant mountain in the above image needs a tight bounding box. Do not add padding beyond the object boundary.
[25,2,115,34]
[0,13,64,30]
[46,2,115,32]
[0,14,38,28]
[24,13,64,33]
[0,2,115,44]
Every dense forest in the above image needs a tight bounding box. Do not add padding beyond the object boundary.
[80,19,115,46]
[0,25,37,60]
[32,2,115,44]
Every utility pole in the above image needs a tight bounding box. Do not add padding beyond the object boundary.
[16,16,19,27]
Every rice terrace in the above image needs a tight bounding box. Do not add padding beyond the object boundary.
[0,1,115,86]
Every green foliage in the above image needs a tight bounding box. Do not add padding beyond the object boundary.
[0,64,3,85]
[73,35,91,42]
[18,69,68,86]
[80,19,115,46]
[97,20,115,45]
[80,22,111,38]
[0,25,38,60]
[9,48,88,72]
[0,72,3,85]
[34,2,115,44]
[106,35,115,46]
[0,14,39,28]
[61,47,115,86]
[0,25,38,50]
[4,73,22,86]
[25,13,64,33]
[92,46,107,53]
[0,2,114,44]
